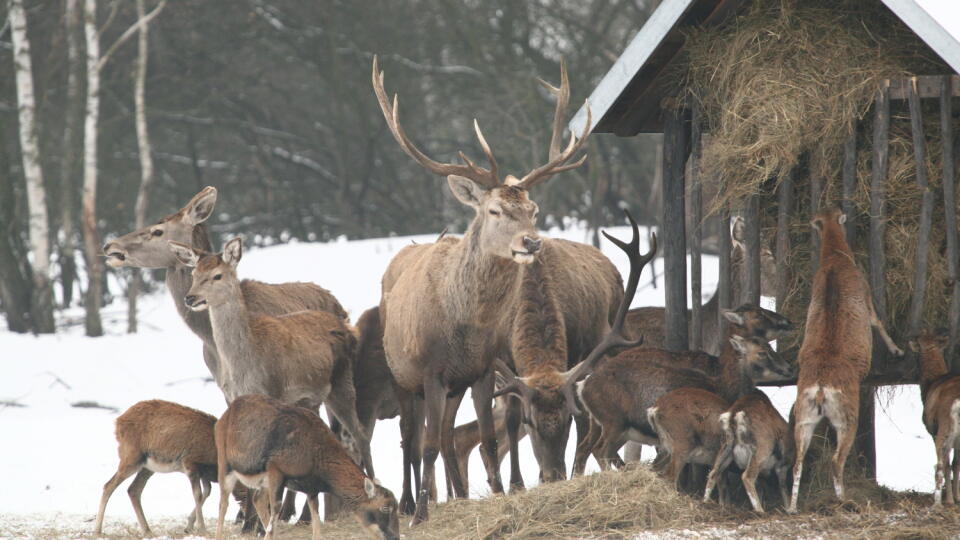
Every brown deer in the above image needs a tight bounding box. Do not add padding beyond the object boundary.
[568,306,794,475]
[373,57,628,522]
[214,394,399,540]
[788,207,902,514]
[909,329,960,506]
[702,389,792,513]
[169,238,374,480]
[94,400,219,535]
[102,187,347,391]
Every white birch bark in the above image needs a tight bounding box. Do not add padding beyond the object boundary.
[82,0,104,336]
[9,0,55,333]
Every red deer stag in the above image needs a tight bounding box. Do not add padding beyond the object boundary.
[169,238,374,480]
[702,389,792,513]
[215,394,399,540]
[788,207,902,513]
[909,329,960,506]
[569,305,794,475]
[102,187,347,391]
[373,57,627,522]
[94,400,219,535]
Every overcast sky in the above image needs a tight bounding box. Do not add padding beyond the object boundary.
[916,0,960,41]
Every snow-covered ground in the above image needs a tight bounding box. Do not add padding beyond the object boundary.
[0,224,933,537]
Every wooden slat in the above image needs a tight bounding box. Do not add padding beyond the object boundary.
[775,169,794,311]
[690,102,703,351]
[906,77,935,337]
[742,194,761,305]
[718,205,732,340]
[942,76,960,372]
[810,155,823,273]
[869,82,890,327]
[842,122,858,247]
[887,74,960,100]
[662,106,690,351]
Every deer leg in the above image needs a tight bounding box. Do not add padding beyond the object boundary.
[704,438,734,504]
[94,460,141,534]
[185,468,207,533]
[742,443,768,513]
[505,396,525,492]
[240,487,264,534]
[826,395,858,502]
[598,423,626,471]
[951,446,960,504]
[327,365,375,478]
[573,417,601,477]
[127,468,154,535]
[306,493,322,540]
[216,473,238,540]
[251,489,273,540]
[869,311,903,356]
[412,376,445,526]
[934,432,950,506]
[397,388,422,516]
[473,370,505,495]
[278,490,297,523]
[440,389,467,498]
[264,470,286,540]
[623,442,643,463]
[789,408,819,514]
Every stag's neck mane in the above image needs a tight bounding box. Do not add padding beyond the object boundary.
[206,282,266,399]
[512,256,567,373]
[444,218,523,318]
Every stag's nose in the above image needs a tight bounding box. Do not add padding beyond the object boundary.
[523,236,542,254]
[184,295,198,307]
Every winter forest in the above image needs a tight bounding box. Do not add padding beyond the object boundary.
[0,0,659,337]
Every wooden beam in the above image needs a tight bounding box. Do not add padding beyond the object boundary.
[690,102,703,351]
[718,205,732,340]
[810,153,823,272]
[842,122,858,247]
[662,105,690,351]
[869,82,890,327]
[906,77,935,337]
[775,169,794,310]
[742,194,761,305]
[942,76,960,373]
[887,74,960,100]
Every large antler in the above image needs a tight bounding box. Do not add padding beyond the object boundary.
[517,60,592,190]
[371,55,501,188]
[561,211,657,415]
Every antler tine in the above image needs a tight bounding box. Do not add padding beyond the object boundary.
[518,104,591,190]
[474,119,499,183]
[493,359,527,399]
[536,59,570,161]
[561,210,656,416]
[371,55,500,188]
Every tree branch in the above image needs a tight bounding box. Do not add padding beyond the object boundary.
[96,0,166,72]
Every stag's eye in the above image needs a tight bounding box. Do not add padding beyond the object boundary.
[151,229,163,237]
[380,505,391,514]
[489,209,501,216]
[213,274,222,281]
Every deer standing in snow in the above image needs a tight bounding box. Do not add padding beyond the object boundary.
[788,207,902,513]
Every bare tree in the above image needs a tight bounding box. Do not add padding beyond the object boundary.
[126,0,160,333]
[82,0,167,337]
[60,0,83,309]
[9,0,55,333]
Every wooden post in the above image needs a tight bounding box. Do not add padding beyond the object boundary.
[690,102,703,351]
[718,205,732,339]
[810,154,823,272]
[869,82,890,327]
[776,169,794,310]
[906,77,934,337]
[942,76,960,372]
[742,194,761,305]
[842,122,858,248]
[661,104,690,351]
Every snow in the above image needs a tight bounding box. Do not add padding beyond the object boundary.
[0,224,934,537]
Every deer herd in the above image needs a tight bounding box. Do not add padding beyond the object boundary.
[89,57,959,540]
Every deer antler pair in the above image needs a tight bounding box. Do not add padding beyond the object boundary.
[371,55,591,190]
[561,211,657,416]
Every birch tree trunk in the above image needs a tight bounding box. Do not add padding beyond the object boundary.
[9,0,55,333]
[82,0,104,337]
[60,0,83,309]
[128,0,157,333]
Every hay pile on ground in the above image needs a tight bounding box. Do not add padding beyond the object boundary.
[683,0,957,348]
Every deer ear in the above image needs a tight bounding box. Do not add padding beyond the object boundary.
[722,309,746,326]
[810,217,823,232]
[729,335,748,354]
[730,215,746,251]
[183,187,218,225]
[223,237,243,267]
[447,175,485,208]
[364,477,377,498]
[838,213,847,225]
[168,241,199,267]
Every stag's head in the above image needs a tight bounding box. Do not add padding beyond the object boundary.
[356,478,400,540]
[372,56,589,265]
[722,304,794,341]
[169,237,243,312]
[103,186,217,269]
[728,334,795,381]
[908,328,950,355]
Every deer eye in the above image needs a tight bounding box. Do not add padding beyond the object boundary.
[380,505,390,514]
[151,229,163,237]
[213,274,222,281]
[489,209,501,216]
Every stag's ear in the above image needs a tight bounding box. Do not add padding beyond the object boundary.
[182,186,218,225]
[729,334,748,355]
[168,241,200,267]
[838,213,847,225]
[447,175,485,208]
[722,309,746,326]
[364,478,377,499]
[223,237,243,267]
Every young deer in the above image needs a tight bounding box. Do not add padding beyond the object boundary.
[94,400,219,535]
[570,306,794,474]
[909,329,960,506]
[169,238,374,479]
[705,390,791,513]
[215,394,399,540]
[789,207,902,514]
[646,336,790,491]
